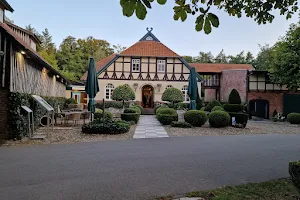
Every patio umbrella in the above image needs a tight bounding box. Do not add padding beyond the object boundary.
[85,57,99,113]
[188,67,199,110]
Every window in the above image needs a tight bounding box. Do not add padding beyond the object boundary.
[157,60,165,72]
[132,59,140,72]
[182,86,190,102]
[166,85,173,89]
[105,84,114,100]
[146,36,153,40]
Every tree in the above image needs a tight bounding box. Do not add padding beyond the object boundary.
[120,0,298,34]
[228,89,242,104]
[113,44,127,53]
[214,49,228,63]
[111,84,135,107]
[194,51,214,63]
[228,51,246,64]
[182,56,193,63]
[162,88,184,104]
[267,21,300,90]
[254,44,273,70]
[245,52,255,64]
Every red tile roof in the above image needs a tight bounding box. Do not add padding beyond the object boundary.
[189,63,254,73]
[120,41,179,57]
[0,23,68,82]
[81,54,116,80]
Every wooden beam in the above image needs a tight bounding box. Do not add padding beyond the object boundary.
[2,37,7,88]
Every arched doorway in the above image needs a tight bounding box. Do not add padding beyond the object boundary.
[142,85,154,108]
[249,99,269,119]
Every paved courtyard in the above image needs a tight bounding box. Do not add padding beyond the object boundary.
[133,115,169,139]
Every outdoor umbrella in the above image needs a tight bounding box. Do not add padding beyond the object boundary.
[188,67,199,110]
[85,57,99,114]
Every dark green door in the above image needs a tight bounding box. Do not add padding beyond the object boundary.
[283,94,300,116]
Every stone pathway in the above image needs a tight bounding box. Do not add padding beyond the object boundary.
[133,115,169,139]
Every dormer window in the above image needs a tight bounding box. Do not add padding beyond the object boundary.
[146,36,153,41]
[132,59,140,72]
[157,60,165,72]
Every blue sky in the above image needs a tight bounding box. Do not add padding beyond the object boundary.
[5,0,299,56]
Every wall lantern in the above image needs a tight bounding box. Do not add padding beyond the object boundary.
[21,51,26,55]
[133,83,138,91]
[56,75,60,78]
[157,84,162,92]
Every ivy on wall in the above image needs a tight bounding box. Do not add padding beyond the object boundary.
[8,92,67,139]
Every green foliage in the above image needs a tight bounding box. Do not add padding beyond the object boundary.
[254,44,273,70]
[287,113,300,124]
[228,89,242,104]
[205,100,222,112]
[200,107,206,111]
[289,161,300,192]
[196,95,203,110]
[124,108,137,113]
[129,106,141,115]
[162,88,184,104]
[82,119,130,134]
[228,112,249,128]
[209,111,230,128]
[154,104,168,114]
[173,102,189,110]
[120,0,298,34]
[171,121,192,128]
[94,109,103,120]
[121,113,140,123]
[184,110,208,127]
[156,107,178,125]
[131,104,143,113]
[156,107,176,115]
[95,101,130,109]
[211,106,224,112]
[224,104,244,113]
[112,84,135,103]
[65,98,77,107]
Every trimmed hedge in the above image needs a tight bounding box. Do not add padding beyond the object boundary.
[65,98,77,107]
[211,106,224,112]
[156,107,175,115]
[156,107,178,125]
[289,161,300,192]
[94,111,113,120]
[162,88,184,103]
[223,104,244,112]
[209,111,230,128]
[172,102,189,110]
[121,113,140,123]
[228,89,242,104]
[94,109,103,119]
[287,113,300,124]
[228,112,249,128]
[82,119,130,134]
[131,105,143,114]
[124,108,137,113]
[184,110,207,127]
[154,104,167,114]
[129,106,141,115]
[200,107,206,111]
[205,100,222,112]
[95,101,130,109]
[171,121,192,128]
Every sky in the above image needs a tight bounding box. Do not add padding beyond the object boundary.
[5,0,299,57]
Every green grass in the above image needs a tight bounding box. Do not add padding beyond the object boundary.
[186,179,299,200]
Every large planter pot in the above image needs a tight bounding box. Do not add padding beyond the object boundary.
[177,110,186,122]
[228,112,249,128]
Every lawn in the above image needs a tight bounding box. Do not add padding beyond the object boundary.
[156,179,300,200]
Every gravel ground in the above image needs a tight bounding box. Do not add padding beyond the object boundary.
[165,120,300,137]
[2,125,136,147]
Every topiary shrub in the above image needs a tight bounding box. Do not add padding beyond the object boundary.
[162,88,184,104]
[228,89,242,104]
[131,105,143,114]
[112,84,135,107]
[173,102,189,110]
[156,108,178,125]
[209,111,230,128]
[94,109,103,119]
[124,108,137,113]
[82,119,130,134]
[184,110,208,127]
[287,113,300,124]
[289,161,300,192]
[121,113,140,123]
[154,104,168,114]
[200,107,206,111]
[205,100,222,112]
[64,98,77,107]
[223,104,244,112]
[211,106,224,112]
[171,121,192,128]
[129,106,141,115]
[104,112,113,120]
[95,101,129,109]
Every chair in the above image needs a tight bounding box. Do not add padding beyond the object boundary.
[67,113,82,125]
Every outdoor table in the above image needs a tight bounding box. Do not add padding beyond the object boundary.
[55,111,91,125]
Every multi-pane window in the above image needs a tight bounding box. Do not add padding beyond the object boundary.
[132,59,140,72]
[146,36,153,40]
[105,84,114,100]
[166,85,173,89]
[157,60,165,72]
[182,85,190,102]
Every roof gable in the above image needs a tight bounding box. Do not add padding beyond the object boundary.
[139,27,160,42]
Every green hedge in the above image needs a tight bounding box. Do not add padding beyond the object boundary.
[94,109,103,120]
[8,92,67,139]
[171,121,192,128]
[289,161,300,192]
[94,110,113,120]
[223,104,244,112]
[82,119,130,134]
[205,100,222,112]
[154,104,167,114]
[184,110,207,127]
[287,113,300,124]
[95,101,130,109]
[129,106,141,115]
[156,107,176,115]
[228,112,249,128]
[124,108,137,113]
[157,114,178,125]
[209,111,230,128]
[172,102,189,110]
[131,105,143,113]
[211,106,224,112]
[121,113,140,123]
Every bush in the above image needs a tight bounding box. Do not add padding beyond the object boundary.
[200,107,206,111]
[111,84,135,107]
[289,161,300,192]
[104,112,113,120]
[121,113,140,123]
[205,100,222,112]
[228,112,249,128]
[228,89,242,104]
[131,105,143,114]
[162,88,184,104]
[156,107,177,115]
[129,106,141,115]
[154,104,167,114]
[173,102,189,110]
[211,106,224,112]
[94,109,103,119]
[196,95,203,110]
[95,101,129,109]
[171,121,192,128]
[124,108,137,113]
[65,98,77,107]
[157,114,178,125]
[209,111,230,128]
[94,110,113,120]
[287,113,300,124]
[82,119,130,134]
[223,104,244,112]
[184,110,208,127]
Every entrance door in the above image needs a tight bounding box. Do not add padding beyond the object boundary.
[249,99,269,119]
[142,85,154,108]
[72,92,81,104]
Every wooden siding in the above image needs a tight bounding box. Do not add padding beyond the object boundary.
[10,48,66,97]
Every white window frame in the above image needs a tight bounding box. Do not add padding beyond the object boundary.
[157,60,166,72]
[166,85,173,90]
[182,85,190,102]
[105,84,114,100]
[132,59,141,72]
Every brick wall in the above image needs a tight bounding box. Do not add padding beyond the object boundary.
[204,89,217,102]
[220,70,248,103]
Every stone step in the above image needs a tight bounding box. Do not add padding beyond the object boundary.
[30,135,46,140]
[142,108,155,115]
